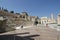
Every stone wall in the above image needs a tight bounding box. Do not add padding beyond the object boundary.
[0,19,15,33]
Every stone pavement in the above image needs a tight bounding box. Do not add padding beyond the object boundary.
[0,25,60,40]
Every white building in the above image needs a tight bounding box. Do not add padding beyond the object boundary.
[41,17,48,24]
[41,13,56,24]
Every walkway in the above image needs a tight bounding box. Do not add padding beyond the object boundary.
[0,25,60,40]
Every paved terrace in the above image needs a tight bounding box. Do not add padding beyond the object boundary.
[0,25,60,40]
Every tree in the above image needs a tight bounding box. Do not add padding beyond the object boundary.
[10,11,14,13]
[3,9,8,12]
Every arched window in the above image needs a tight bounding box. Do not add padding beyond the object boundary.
[34,21,38,25]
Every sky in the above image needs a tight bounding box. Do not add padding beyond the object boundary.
[0,0,60,19]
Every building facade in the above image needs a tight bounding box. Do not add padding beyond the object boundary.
[57,14,60,25]
[41,14,56,24]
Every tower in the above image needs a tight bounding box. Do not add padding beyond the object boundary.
[51,13,54,20]
[50,13,55,23]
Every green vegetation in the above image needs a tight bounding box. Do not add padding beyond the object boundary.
[10,11,14,13]
[3,9,8,12]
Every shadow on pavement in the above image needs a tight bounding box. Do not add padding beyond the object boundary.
[0,32,40,40]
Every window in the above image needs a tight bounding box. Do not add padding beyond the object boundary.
[23,16,25,18]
